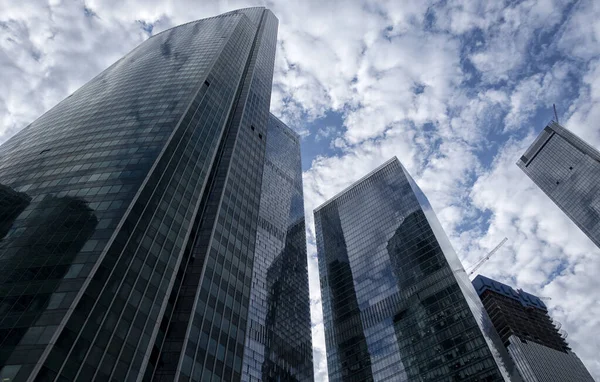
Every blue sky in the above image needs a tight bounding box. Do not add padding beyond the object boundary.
[297,111,345,170]
[1,1,600,380]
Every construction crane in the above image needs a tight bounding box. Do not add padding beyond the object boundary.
[467,237,508,276]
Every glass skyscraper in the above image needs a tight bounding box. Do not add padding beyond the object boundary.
[518,121,600,249]
[0,7,312,382]
[473,275,595,382]
[241,115,313,381]
[314,158,521,381]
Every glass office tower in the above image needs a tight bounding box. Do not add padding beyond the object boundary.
[473,275,595,382]
[518,121,600,249]
[314,158,521,382]
[0,7,312,382]
[241,115,313,381]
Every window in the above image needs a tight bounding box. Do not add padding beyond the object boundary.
[0,365,21,380]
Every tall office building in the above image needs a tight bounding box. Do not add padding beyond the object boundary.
[517,121,600,249]
[314,157,521,381]
[0,7,313,382]
[241,115,313,381]
[472,275,595,382]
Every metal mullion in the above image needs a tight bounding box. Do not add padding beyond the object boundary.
[147,19,258,382]
[191,244,222,380]
[118,105,222,381]
[180,18,265,382]
[144,121,222,379]
[84,94,212,381]
[188,146,260,380]
[222,26,271,382]
[139,26,256,381]
[58,85,210,381]
[204,225,244,378]
[186,130,243,381]
[240,231,272,379]
[27,30,232,382]
[197,137,253,380]
[50,23,243,382]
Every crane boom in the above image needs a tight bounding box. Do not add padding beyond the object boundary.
[468,237,508,276]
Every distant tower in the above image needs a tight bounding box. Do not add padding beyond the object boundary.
[314,157,521,381]
[472,275,595,382]
[517,121,600,249]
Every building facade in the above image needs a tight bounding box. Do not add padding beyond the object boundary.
[314,158,521,382]
[472,275,595,382]
[240,115,313,381]
[517,121,600,249]
[0,7,312,382]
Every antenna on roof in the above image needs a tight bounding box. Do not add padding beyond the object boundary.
[553,104,559,124]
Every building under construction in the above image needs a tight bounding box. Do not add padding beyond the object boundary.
[472,275,595,382]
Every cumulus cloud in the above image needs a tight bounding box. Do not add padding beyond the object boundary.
[2,0,600,380]
[504,61,573,132]
[557,0,600,61]
[343,30,462,143]
[0,0,147,142]
[465,0,570,82]
[565,59,600,147]
[314,125,337,142]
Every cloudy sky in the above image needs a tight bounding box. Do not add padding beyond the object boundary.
[2,0,600,380]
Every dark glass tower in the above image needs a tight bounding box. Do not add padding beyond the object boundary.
[315,158,521,382]
[241,115,313,381]
[473,275,595,382]
[518,121,600,249]
[0,7,312,382]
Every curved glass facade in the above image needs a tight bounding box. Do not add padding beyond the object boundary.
[0,7,312,382]
[315,158,521,382]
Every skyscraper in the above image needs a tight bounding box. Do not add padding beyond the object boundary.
[517,121,600,249]
[240,115,313,381]
[472,275,595,382]
[314,157,521,381]
[0,7,312,382]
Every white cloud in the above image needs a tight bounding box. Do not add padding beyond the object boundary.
[448,88,509,145]
[557,0,600,61]
[504,61,572,132]
[467,0,569,82]
[314,125,337,142]
[343,31,462,144]
[566,59,600,147]
[0,0,147,142]
[435,1,504,34]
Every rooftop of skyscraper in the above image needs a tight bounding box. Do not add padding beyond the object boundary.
[472,274,548,311]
